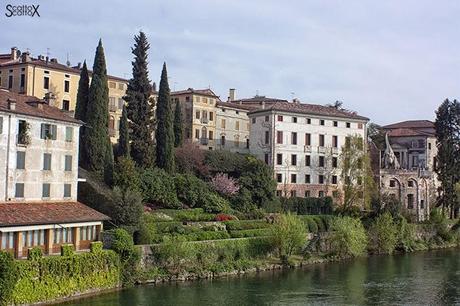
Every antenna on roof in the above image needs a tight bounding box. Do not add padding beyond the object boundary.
[66,52,70,67]
[46,48,50,58]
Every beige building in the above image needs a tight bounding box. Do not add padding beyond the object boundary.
[0,47,128,143]
[0,89,108,258]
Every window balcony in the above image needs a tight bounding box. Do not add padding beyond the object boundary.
[331,147,339,155]
[109,104,118,112]
[200,137,209,145]
[201,117,209,124]
[304,145,311,153]
[318,146,326,153]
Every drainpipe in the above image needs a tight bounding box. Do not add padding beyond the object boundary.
[5,115,11,201]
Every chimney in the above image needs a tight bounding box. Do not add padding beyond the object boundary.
[11,47,18,60]
[50,58,58,63]
[228,88,236,102]
[261,101,265,109]
[7,98,16,110]
[21,52,30,63]
[77,62,81,69]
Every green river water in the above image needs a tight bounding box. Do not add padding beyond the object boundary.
[62,248,460,305]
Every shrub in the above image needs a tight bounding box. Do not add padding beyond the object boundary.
[229,229,271,238]
[282,197,334,215]
[368,212,398,254]
[108,228,140,286]
[176,208,215,222]
[135,214,157,245]
[202,192,231,213]
[396,216,418,252]
[61,244,74,257]
[154,236,194,274]
[113,156,141,192]
[90,241,104,253]
[27,247,43,261]
[140,168,180,208]
[430,208,453,242]
[0,252,17,306]
[174,174,211,208]
[224,220,271,231]
[175,143,209,177]
[186,231,231,241]
[215,213,236,221]
[111,186,144,228]
[330,217,367,257]
[270,213,307,260]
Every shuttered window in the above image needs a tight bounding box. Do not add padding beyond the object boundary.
[43,153,52,170]
[40,124,57,140]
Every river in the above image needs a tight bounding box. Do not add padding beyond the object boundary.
[62,248,460,305]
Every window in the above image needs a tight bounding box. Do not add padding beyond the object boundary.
[319,156,325,167]
[304,190,311,197]
[358,123,363,129]
[221,119,226,128]
[276,173,283,183]
[64,184,71,198]
[276,154,283,165]
[265,131,270,144]
[16,151,25,169]
[235,121,240,130]
[276,190,282,197]
[306,118,311,124]
[62,100,70,111]
[277,115,283,122]
[185,96,190,102]
[118,83,124,90]
[64,80,70,93]
[65,127,73,142]
[318,191,325,198]
[408,180,414,187]
[333,121,338,127]
[332,157,338,168]
[305,155,311,166]
[265,116,269,122]
[332,175,338,184]
[43,153,52,170]
[319,134,325,147]
[277,131,283,144]
[346,122,351,128]
[20,74,25,88]
[292,117,297,123]
[15,183,24,198]
[290,190,297,197]
[65,155,72,171]
[407,194,414,209]
[195,129,200,139]
[252,118,256,124]
[246,139,250,149]
[291,132,297,145]
[305,174,311,184]
[195,111,200,119]
[44,76,49,90]
[319,175,324,184]
[209,112,214,121]
[40,123,57,140]
[42,183,50,198]
[320,119,325,126]
[221,135,226,146]
[118,98,124,109]
[264,153,269,164]
[8,75,13,89]
[291,174,297,183]
[428,143,432,150]
[291,154,297,166]
[209,130,213,140]
[389,180,396,187]
[332,135,338,148]
[305,133,311,146]
[109,81,116,89]
[18,120,28,144]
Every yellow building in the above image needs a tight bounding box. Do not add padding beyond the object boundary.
[0,47,128,142]
[171,88,219,150]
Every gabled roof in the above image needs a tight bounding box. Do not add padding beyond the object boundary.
[248,101,369,121]
[382,120,434,129]
[216,101,256,111]
[0,201,110,227]
[387,128,435,137]
[171,88,219,98]
[0,89,81,124]
[232,96,289,105]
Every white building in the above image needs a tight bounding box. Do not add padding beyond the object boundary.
[215,101,252,153]
[247,100,368,202]
[0,89,108,258]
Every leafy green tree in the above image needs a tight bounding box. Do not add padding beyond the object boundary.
[174,99,184,147]
[155,63,175,173]
[111,186,143,228]
[117,105,130,158]
[124,31,155,168]
[435,99,460,218]
[75,61,89,166]
[270,213,307,261]
[340,135,376,211]
[114,156,141,192]
[368,212,398,254]
[83,40,112,181]
[330,217,367,257]
[139,168,180,208]
[0,251,17,306]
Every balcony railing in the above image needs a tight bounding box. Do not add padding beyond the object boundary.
[331,147,339,155]
[318,146,326,153]
[109,104,118,112]
[304,145,311,153]
[201,117,209,124]
[200,137,209,145]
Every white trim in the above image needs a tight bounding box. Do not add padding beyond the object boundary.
[0,221,102,232]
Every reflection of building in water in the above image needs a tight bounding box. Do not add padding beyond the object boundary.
[373,120,439,221]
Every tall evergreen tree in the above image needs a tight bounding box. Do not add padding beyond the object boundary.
[174,99,183,147]
[117,105,130,158]
[75,61,89,166]
[435,99,460,218]
[124,31,155,168]
[155,63,175,173]
[83,39,113,182]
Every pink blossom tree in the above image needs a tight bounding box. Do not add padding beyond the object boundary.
[210,173,240,196]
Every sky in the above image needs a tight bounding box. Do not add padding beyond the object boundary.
[2,0,460,125]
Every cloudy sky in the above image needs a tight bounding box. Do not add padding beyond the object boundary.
[2,0,460,124]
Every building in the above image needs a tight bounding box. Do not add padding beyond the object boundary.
[0,47,128,143]
[0,89,109,258]
[248,100,369,201]
[376,120,439,221]
[171,88,220,150]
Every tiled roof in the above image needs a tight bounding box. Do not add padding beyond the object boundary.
[216,101,256,111]
[387,128,435,137]
[249,101,369,121]
[171,88,219,98]
[382,120,434,129]
[0,89,82,124]
[0,201,110,227]
[232,96,289,105]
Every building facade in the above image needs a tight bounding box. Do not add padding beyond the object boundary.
[376,120,439,221]
[248,100,368,201]
[0,47,128,143]
[0,89,108,258]
[215,101,251,153]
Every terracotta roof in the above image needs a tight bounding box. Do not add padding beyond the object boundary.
[249,101,369,121]
[216,101,256,111]
[232,96,289,105]
[387,128,435,137]
[0,89,81,124]
[382,120,434,129]
[171,88,219,98]
[0,201,110,227]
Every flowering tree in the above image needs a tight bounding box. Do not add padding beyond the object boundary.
[210,173,240,196]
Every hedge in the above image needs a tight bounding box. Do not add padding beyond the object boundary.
[298,215,336,233]
[224,220,271,231]
[284,197,334,215]
[6,250,120,305]
[229,228,271,238]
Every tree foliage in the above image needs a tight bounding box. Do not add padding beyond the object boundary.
[116,105,130,158]
[110,187,143,229]
[75,61,89,167]
[330,217,367,257]
[113,156,141,192]
[368,212,398,254]
[270,213,307,260]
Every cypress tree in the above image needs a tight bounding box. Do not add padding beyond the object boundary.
[155,63,175,173]
[117,105,130,158]
[174,99,183,147]
[124,31,155,168]
[83,39,113,181]
[75,61,89,166]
